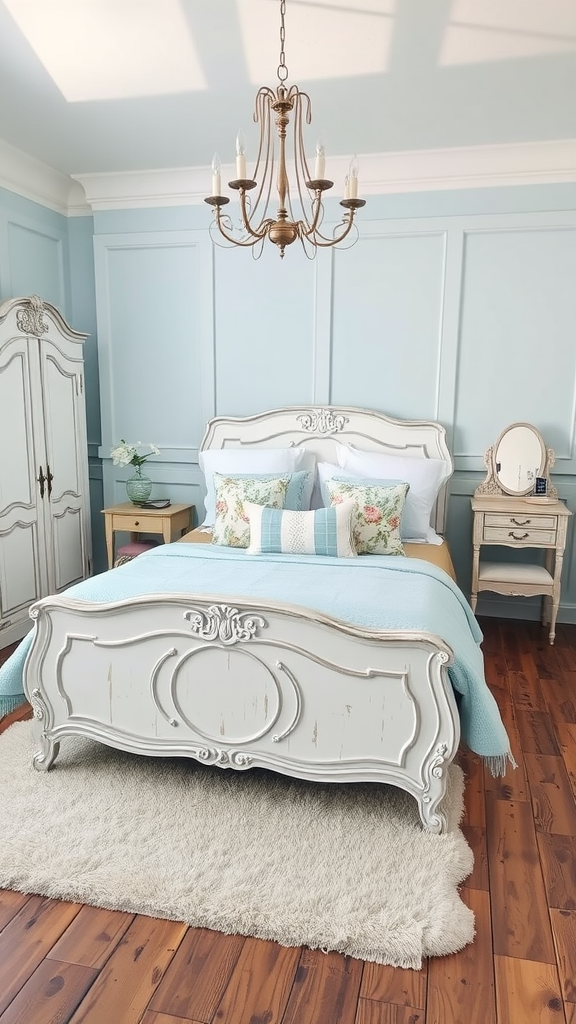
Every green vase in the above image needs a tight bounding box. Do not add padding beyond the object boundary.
[126,468,152,504]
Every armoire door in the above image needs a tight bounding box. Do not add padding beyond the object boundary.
[0,295,92,649]
[39,336,91,593]
[0,335,51,643]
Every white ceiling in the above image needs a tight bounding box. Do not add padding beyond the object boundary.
[0,0,575,179]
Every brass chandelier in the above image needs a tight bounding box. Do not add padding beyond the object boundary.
[204,0,366,258]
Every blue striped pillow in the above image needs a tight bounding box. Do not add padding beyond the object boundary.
[245,501,357,557]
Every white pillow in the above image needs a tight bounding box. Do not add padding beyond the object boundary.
[335,448,451,543]
[312,462,340,510]
[200,447,315,525]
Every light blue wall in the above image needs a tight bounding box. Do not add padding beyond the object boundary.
[0,187,104,570]
[0,187,69,308]
[3,179,576,624]
[92,182,576,623]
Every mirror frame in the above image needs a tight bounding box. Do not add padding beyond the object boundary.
[475,422,557,500]
[494,422,545,496]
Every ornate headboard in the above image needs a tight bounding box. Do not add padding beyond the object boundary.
[200,405,453,534]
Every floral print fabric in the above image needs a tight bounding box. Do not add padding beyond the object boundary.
[212,473,290,548]
[325,479,409,555]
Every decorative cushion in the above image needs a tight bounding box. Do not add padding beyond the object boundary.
[212,473,290,548]
[325,479,409,555]
[209,470,312,513]
[114,541,158,567]
[335,448,451,543]
[245,500,357,557]
[199,447,315,525]
[318,462,427,543]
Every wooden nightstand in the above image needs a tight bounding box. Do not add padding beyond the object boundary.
[102,502,194,569]
[471,495,571,644]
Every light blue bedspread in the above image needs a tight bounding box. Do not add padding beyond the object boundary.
[0,544,511,769]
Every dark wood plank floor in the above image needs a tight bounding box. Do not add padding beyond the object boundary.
[1,618,575,1024]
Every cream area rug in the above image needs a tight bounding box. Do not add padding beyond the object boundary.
[0,723,474,968]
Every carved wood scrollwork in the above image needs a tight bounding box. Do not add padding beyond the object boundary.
[296,409,348,434]
[16,295,49,337]
[183,605,267,645]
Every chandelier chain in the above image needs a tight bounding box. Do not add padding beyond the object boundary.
[277,0,288,83]
[205,0,366,256]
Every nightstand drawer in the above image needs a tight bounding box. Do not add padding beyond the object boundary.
[484,513,557,531]
[111,514,163,533]
[483,526,557,545]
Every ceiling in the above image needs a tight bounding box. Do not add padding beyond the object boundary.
[0,0,575,180]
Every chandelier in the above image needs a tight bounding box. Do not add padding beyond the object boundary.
[204,0,366,258]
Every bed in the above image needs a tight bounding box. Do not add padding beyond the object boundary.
[2,406,511,833]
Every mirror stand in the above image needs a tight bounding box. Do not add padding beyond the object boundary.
[475,444,557,499]
[475,421,557,500]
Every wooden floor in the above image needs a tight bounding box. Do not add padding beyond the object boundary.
[1,617,575,1024]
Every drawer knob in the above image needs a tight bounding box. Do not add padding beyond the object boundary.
[511,518,530,526]
[134,520,139,526]
[509,531,529,540]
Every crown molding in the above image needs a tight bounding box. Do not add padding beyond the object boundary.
[2,137,575,216]
[74,139,576,212]
[358,139,576,195]
[0,139,91,217]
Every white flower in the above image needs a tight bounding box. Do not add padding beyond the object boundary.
[110,439,161,468]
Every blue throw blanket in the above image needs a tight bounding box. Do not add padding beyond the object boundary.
[0,544,512,770]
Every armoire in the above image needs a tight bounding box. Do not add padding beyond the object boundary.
[0,295,92,648]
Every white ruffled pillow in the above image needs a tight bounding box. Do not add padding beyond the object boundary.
[335,448,451,543]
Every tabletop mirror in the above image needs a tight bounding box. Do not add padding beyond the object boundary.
[475,422,557,500]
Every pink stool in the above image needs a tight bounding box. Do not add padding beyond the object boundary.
[114,541,158,567]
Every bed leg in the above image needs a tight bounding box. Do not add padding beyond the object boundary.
[418,743,450,834]
[418,792,447,835]
[29,687,60,771]
[32,736,60,771]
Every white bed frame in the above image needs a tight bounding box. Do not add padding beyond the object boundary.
[25,406,460,833]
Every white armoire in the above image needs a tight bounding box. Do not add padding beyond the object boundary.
[0,295,92,648]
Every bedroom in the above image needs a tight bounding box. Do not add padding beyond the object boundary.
[1,1,576,1021]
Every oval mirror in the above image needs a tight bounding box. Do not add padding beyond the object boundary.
[494,422,546,496]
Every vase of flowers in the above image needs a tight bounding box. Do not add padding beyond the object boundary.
[110,440,161,504]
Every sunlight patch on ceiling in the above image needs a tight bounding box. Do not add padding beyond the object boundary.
[440,0,576,66]
[3,0,207,101]
[236,0,396,84]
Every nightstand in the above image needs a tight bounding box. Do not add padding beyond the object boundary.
[471,495,571,644]
[102,502,194,569]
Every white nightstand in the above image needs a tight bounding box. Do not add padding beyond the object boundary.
[471,495,571,644]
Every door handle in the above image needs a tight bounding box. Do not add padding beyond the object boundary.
[46,463,53,498]
[37,465,45,499]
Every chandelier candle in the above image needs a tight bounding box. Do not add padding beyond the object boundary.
[235,132,247,180]
[204,0,366,258]
[314,138,325,180]
[347,156,359,199]
[211,153,221,198]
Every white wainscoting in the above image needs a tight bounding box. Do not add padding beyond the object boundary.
[92,206,576,618]
[0,207,68,311]
[94,229,214,511]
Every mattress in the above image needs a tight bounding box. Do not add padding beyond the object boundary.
[177,529,457,583]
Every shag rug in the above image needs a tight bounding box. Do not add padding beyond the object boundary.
[0,722,474,968]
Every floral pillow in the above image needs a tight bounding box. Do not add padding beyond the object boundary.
[325,479,409,555]
[212,473,290,548]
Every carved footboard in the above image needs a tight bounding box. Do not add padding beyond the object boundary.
[24,592,460,833]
